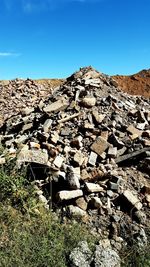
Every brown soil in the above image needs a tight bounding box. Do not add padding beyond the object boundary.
[35,78,64,89]
[113,69,150,98]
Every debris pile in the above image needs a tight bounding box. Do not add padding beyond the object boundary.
[0,66,150,248]
[0,78,63,124]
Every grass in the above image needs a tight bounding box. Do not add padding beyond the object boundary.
[0,154,96,267]
[121,242,150,267]
[0,204,96,267]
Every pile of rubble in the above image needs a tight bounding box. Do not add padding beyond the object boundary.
[0,66,150,249]
[0,78,63,124]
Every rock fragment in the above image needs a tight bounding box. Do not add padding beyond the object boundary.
[85,182,104,193]
[122,190,142,211]
[57,190,83,201]
[91,137,109,156]
[43,98,68,113]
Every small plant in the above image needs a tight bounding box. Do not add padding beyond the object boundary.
[0,204,96,267]
[0,156,97,266]
[121,232,150,267]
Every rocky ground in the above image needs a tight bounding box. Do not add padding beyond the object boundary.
[0,66,150,266]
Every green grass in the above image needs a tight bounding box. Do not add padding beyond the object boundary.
[121,243,150,267]
[0,155,96,267]
[0,204,96,267]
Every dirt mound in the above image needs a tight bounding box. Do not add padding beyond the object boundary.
[113,69,150,98]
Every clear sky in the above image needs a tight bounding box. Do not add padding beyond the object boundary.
[0,0,150,79]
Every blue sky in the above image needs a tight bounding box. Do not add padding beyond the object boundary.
[0,0,150,79]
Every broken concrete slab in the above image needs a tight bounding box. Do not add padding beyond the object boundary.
[43,98,68,113]
[88,151,98,166]
[17,149,49,167]
[122,190,142,211]
[127,125,142,137]
[57,190,83,201]
[85,182,104,193]
[91,137,109,156]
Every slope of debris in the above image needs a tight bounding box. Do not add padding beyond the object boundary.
[0,66,150,251]
[0,78,63,125]
[113,69,150,98]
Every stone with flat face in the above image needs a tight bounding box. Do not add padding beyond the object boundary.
[91,137,109,156]
[56,190,83,201]
[85,182,104,193]
[43,98,68,113]
[122,190,142,210]
[17,149,48,167]
[88,151,97,166]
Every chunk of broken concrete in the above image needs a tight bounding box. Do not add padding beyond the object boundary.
[88,151,97,166]
[89,197,103,209]
[108,147,117,158]
[85,182,104,193]
[53,155,64,169]
[57,190,83,201]
[92,109,105,124]
[81,97,96,108]
[74,151,85,166]
[91,137,109,156]
[122,190,142,210]
[17,149,48,167]
[68,205,87,218]
[76,197,88,211]
[43,98,68,113]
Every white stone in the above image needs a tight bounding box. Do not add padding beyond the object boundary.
[57,190,83,201]
[68,205,87,217]
[43,98,68,113]
[123,190,142,210]
[85,182,104,193]
[88,151,97,166]
[81,97,96,107]
[53,156,64,169]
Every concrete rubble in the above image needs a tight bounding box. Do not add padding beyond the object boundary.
[0,66,150,249]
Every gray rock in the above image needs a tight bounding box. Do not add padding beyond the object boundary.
[56,190,83,201]
[88,151,98,166]
[69,241,92,267]
[43,98,68,113]
[67,167,80,189]
[94,245,121,267]
[17,149,48,167]
[91,137,109,156]
[68,205,87,218]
